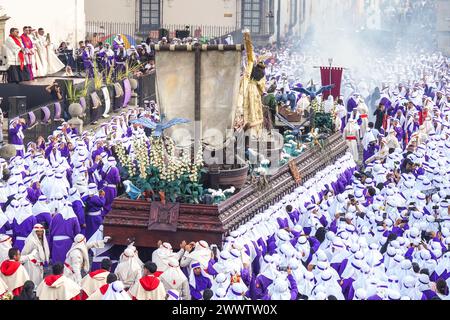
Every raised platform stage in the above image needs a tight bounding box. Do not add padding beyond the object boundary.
[0,75,85,117]
[104,131,348,248]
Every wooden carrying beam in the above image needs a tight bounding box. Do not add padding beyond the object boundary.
[151,44,244,51]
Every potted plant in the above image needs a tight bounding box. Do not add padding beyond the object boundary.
[65,77,90,132]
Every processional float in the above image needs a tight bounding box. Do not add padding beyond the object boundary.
[104,35,349,248]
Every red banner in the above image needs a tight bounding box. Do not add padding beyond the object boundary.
[320,67,344,100]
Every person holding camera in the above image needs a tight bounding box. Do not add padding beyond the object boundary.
[45,81,63,101]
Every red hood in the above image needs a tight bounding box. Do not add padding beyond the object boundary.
[140,276,160,291]
[154,271,163,278]
[89,269,108,278]
[100,284,109,295]
[44,275,63,286]
[0,260,20,276]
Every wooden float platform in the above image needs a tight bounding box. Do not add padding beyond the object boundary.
[104,132,348,248]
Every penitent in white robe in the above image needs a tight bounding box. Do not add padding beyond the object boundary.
[357,101,369,138]
[343,123,360,162]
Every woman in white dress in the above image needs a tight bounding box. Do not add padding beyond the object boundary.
[343,118,360,162]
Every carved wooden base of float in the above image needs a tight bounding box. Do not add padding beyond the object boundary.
[104,132,348,248]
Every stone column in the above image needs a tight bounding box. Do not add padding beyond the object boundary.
[0,13,11,61]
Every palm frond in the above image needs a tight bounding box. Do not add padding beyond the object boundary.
[92,60,104,90]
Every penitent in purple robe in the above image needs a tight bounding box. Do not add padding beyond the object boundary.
[34,212,52,230]
[83,195,106,240]
[91,245,115,272]
[247,241,262,276]
[0,220,12,235]
[367,294,383,300]
[88,162,103,186]
[26,183,43,205]
[251,274,272,300]
[71,200,86,235]
[12,215,38,250]
[206,259,218,277]
[421,290,438,300]
[59,145,70,159]
[82,49,94,78]
[102,166,121,215]
[9,124,28,157]
[190,274,212,300]
[286,274,299,300]
[363,143,378,163]
[49,214,81,264]
[340,277,355,300]
[288,209,300,225]
[331,259,348,278]
[91,147,105,162]
[347,98,357,114]
[340,116,346,133]
[394,126,404,143]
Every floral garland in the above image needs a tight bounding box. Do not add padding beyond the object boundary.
[311,99,320,113]
[132,137,151,179]
[149,136,204,183]
[207,187,236,204]
[115,142,136,176]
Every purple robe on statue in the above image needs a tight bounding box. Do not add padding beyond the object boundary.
[49,214,81,264]
[12,215,38,250]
